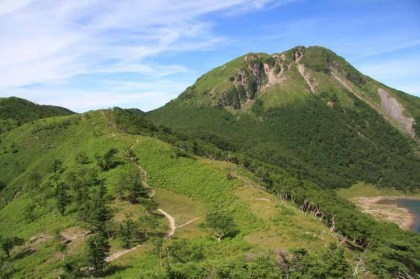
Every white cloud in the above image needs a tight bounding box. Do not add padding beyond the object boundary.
[356,59,420,97]
[0,0,33,15]
[8,79,191,112]
[0,0,286,111]
[0,0,282,102]
[357,59,420,80]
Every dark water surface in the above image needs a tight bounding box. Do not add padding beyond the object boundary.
[377,199,420,232]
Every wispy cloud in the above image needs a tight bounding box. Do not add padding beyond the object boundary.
[3,0,418,110]
[357,59,420,80]
[357,58,420,96]
[0,0,286,110]
[9,79,191,112]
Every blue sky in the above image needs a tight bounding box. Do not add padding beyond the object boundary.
[0,0,419,112]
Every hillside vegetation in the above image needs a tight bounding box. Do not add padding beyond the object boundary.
[0,107,418,278]
[147,46,420,190]
[1,45,420,278]
[0,109,364,278]
[0,97,73,134]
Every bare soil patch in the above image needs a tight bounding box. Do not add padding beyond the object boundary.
[352,196,418,230]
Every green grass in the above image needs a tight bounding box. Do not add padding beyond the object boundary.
[235,185,335,253]
[153,189,205,226]
[337,182,420,199]
[0,110,347,278]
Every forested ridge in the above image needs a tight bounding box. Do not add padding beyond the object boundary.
[0,97,73,133]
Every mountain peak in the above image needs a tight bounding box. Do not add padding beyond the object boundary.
[179,45,362,107]
[173,46,419,139]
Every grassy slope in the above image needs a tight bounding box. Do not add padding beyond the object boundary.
[0,111,346,278]
[337,182,420,199]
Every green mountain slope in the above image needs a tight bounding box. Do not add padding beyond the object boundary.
[0,109,353,278]
[147,46,420,190]
[0,97,74,133]
[0,104,419,278]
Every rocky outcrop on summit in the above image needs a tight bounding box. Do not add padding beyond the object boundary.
[218,55,267,109]
[219,52,293,108]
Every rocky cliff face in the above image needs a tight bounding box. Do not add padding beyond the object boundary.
[378,88,416,137]
[217,54,267,108]
[216,46,356,109]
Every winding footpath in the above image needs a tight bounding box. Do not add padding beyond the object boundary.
[106,244,141,262]
[157,209,176,237]
[100,114,205,262]
[176,216,203,229]
[137,164,173,235]
[99,113,177,262]
[123,133,177,237]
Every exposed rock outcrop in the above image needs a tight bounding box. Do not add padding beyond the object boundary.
[219,54,268,109]
[293,46,304,62]
[378,88,416,137]
[220,53,291,109]
[297,63,317,94]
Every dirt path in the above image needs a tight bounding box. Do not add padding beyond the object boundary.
[100,113,177,239]
[135,161,155,198]
[175,208,228,229]
[61,232,89,243]
[157,208,176,237]
[176,216,203,229]
[106,244,141,262]
[129,144,174,236]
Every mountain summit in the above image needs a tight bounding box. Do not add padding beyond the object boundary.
[147,46,420,189]
[164,46,419,137]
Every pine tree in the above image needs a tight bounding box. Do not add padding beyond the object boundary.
[87,184,112,233]
[138,215,158,239]
[0,236,24,257]
[86,233,110,273]
[116,168,148,203]
[96,148,118,171]
[119,219,136,248]
[56,182,71,216]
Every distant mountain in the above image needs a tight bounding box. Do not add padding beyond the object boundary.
[0,97,74,133]
[147,46,420,190]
